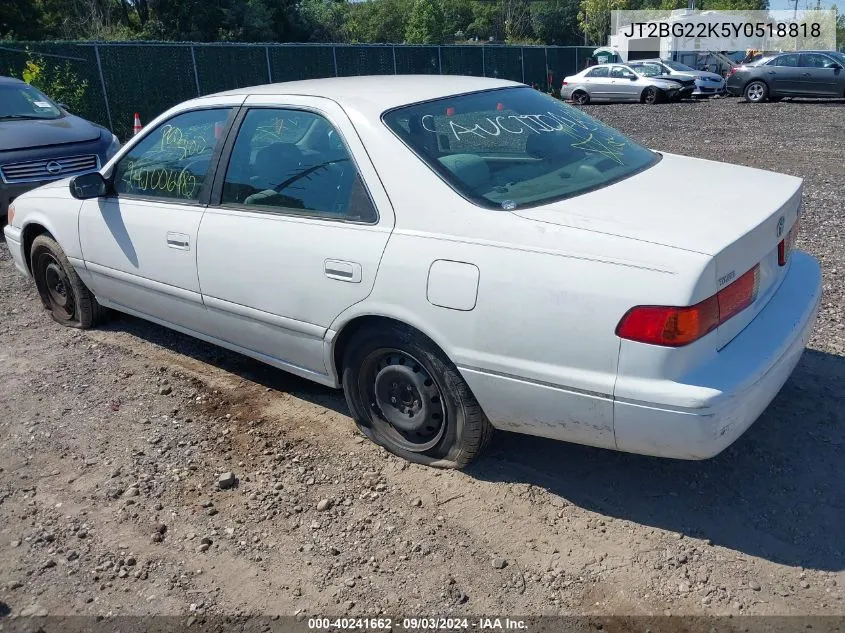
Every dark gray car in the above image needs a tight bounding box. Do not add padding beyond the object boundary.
[726,51,845,103]
[1,76,120,217]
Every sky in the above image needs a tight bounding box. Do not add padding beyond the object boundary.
[768,0,837,9]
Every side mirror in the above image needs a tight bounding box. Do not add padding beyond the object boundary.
[70,172,108,199]
[58,103,69,111]
[630,75,638,80]
[830,63,843,70]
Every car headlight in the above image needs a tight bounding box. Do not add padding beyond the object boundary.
[105,134,121,161]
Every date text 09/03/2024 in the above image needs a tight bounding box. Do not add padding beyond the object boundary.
[308,617,528,630]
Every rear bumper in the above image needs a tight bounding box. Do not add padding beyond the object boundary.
[613,251,822,459]
[2,224,29,276]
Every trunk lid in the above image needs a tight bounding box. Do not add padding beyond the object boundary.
[512,152,803,349]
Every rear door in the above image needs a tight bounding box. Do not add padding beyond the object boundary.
[797,52,841,96]
[766,53,803,95]
[195,95,395,379]
[583,66,611,100]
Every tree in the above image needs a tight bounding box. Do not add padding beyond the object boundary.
[578,0,629,46]
[405,0,445,43]
[0,0,43,40]
[531,0,581,44]
[467,0,505,40]
[443,0,475,39]
[300,0,348,42]
[346,0,410,42]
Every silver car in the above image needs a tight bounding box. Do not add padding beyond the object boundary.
[628,59,726,97]
[561,63,683,105]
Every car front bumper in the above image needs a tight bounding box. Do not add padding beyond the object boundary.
[692,81,726,96]
[2,223,29,277]
[613,250,822,459]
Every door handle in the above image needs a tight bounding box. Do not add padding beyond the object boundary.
[324,259,362,283]
[802,72,811,76]
[767,71,776,74]
[166,231,190,250]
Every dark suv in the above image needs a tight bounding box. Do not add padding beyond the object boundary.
[1,76,120,217]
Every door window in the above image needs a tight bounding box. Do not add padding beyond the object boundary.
[800,53,835,68]
[113,108,231,202]
[773,54,800,67]
[585,67,609,78]
[220,108,377,223]
[610,66,636,79]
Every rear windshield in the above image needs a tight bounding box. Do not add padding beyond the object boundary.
[0,83,62,120]
[382,86,658,210]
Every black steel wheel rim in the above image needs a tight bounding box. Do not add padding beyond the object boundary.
[37,253,75,321]
[360,348,446,453]
[573,92,588,105]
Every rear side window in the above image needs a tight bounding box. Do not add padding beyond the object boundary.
[800,53,835,68]
[114,108,231,202]
[382,86,658,210]
[586,67,609,78]
[774,54,800,67]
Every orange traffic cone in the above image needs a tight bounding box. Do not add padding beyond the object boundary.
[133,113,142,136]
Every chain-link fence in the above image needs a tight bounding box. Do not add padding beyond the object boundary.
[0,42,594,141]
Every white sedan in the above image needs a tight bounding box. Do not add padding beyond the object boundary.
[3,76,822,469]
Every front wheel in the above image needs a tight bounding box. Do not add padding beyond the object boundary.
[744,80,768,103]
[642,87,662,104]
[342,324,493,469]
[30,234,106,328]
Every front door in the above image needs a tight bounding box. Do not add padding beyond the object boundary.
[195,96,395,381]
[797,52,841,96]
[79,104,236,330]
[609,65,641,100]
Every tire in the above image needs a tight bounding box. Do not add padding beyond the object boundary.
[341,324,494,469]
[642,87,662,104]
[571,90,590,105]
[30,234,106,329]
[744,80,768,103]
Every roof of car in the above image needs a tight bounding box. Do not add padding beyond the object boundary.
[0,75,26,85]
[208,75,522,114]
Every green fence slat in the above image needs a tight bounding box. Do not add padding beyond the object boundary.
[394,46,439,75]
[269,45,335,82]
[482,46,524,82]
[440,46,484,76]
[194,45,269,94]
[99,44,197,141]
[335,45,395,77]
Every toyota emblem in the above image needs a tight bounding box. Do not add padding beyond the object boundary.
[45,161,63,175]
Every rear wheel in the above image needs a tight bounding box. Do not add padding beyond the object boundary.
[342,324,493,469]
[642,87,662,104]
[744,80,768,103]
[571,90,590,105]
[30,234,106,329]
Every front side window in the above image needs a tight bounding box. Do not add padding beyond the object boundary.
[800,53,835,68]
[383,86,659,210]
[631,63,663,77]
[220,108,377,223]
[610,66,636,79]
[0,83,62,120]
[113,108,231,202]
[586,67,609,78]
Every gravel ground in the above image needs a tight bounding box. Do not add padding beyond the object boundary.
[0,96,843,626]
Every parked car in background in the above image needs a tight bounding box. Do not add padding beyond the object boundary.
[562,63,690,104]
[3,76,821,469]
[726,51,845,102]
[628,59,726,97]
[0,76,120,218]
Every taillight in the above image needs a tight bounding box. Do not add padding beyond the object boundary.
[778,219,800,266]
[727,66,739,76]
[616,264,760,347]
[561,81,568,86]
